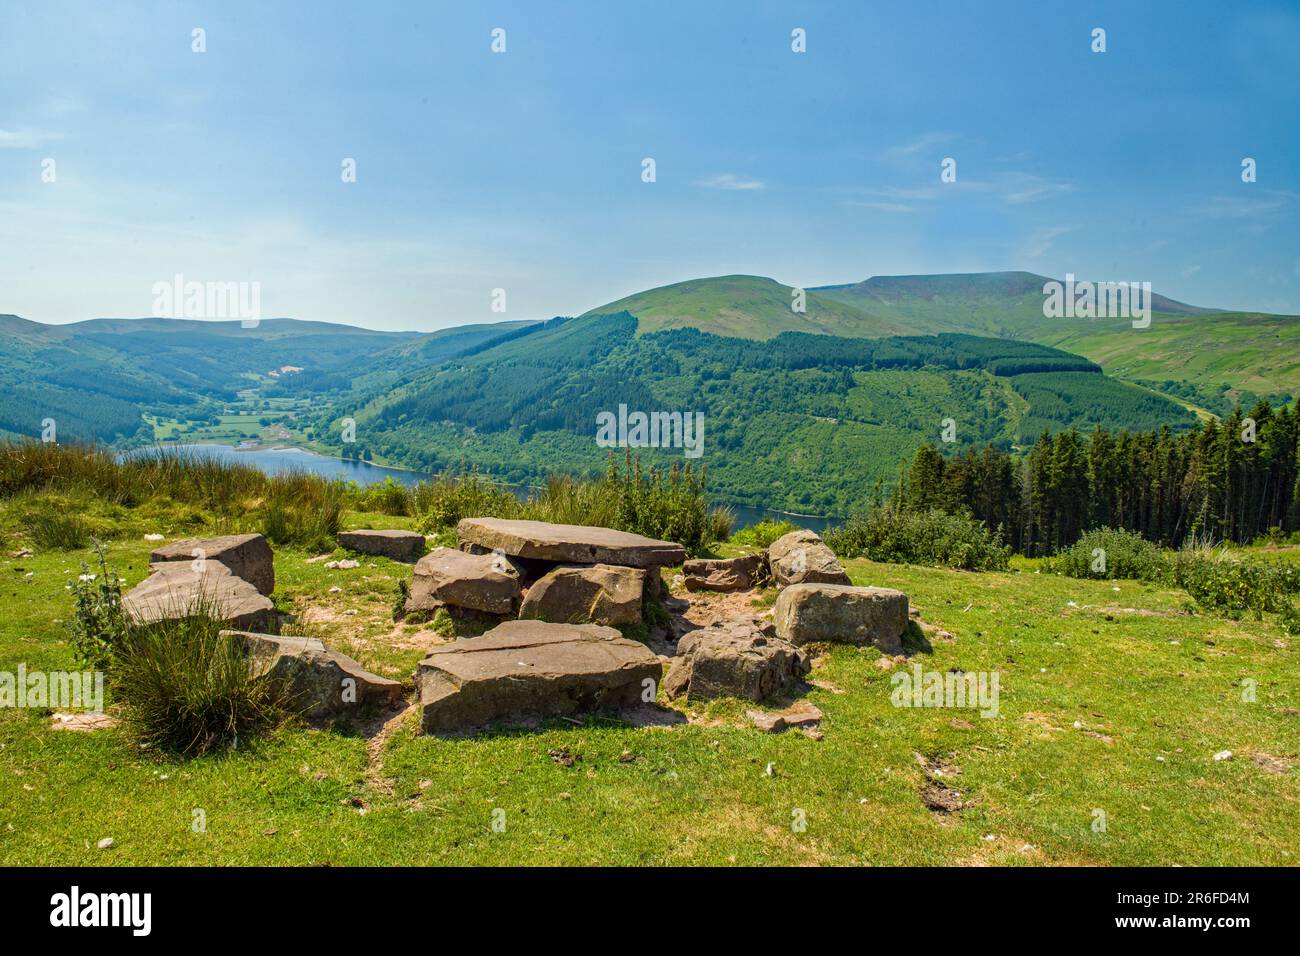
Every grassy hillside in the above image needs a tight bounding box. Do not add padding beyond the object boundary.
[815,273,1297,410]
[1042,311,1300,410]
[586,272,1297,413]
[305,313,1193,514]
[1,518,1294,865]
[583,275,912,340]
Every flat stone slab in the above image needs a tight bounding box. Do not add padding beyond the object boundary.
[683,553,767,592]
[773,583,908,653]
[124,563,275,633]
[415,619,662,732]
[338,529,425,562]
[150,533,275,595]
[767,529,850,588]
[457,518,686,568]
[407,547,521,615]
[519,564,644,626]
[223,630,402,720]
[664,617,809,702]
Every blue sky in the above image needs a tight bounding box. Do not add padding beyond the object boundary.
[2,0,1298,329]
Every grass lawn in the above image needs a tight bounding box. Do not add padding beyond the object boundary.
[1,516,1296,866]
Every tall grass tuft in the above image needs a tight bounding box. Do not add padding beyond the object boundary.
[113,603,293,756]
[258,474,345,551]
[26,512,95,550]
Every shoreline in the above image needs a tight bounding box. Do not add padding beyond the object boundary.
[151,440,839,526]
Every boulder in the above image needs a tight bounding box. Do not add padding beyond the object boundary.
[519,564,644,626]
[663,618,809,702]
[415,620,662,732]
[682,553,767,592]
[338,529,425,563]
[767,529,850,587]
[406,547,522,615]
[772,583,908,653]
[222,630,402,720]
[123,563,276,633]
[150,533,275,596]
[457,517,686,568]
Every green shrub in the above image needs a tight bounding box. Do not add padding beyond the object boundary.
[1171,548,1300,618]
[112,605,292,756]
[66,545,128,670]
[1046,530,1300,625]
[825,508,1010,571]
[731,518,797,550]
[1045,528,1170,581]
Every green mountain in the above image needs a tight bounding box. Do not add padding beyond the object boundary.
[0,315,421,443]
[583,275,912,339]
[586,272,1299,412]
[5,267,1289,515]
[315,312,1194,515]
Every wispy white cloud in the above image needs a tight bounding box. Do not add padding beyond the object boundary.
[695,173,765,191]
[882,132,955,161]
[1020,226,1072,260]
[1202,191,1296,219]
[0,127,63,149]
[849,200,914,213]
[1182,264,1202,278]
[1000,173,1073,204]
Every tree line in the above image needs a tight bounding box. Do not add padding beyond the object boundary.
[896,400,1300,555]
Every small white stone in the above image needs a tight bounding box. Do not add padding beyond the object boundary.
[1213,750,1233,762]
[97,837,114,849]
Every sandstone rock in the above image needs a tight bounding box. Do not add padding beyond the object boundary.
[767,530,850,587]
[415,619,661,732]
[747,709,786,733]
[150,533,275,595]
[782,700,824,727]
[457,518,686,568]
[124,563,275,632]
[222,630,402,720]
[338,529,425,562]
[407,547,522,615]
[519,564,644,626]
[663,618,809,702]
[773,583,908,653]
[682,553,767,592]
[50,712,119,732]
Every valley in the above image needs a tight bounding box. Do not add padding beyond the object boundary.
[2,271,1293,516]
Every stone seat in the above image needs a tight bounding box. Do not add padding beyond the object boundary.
[415,619,661,732]
[456,518,686,568]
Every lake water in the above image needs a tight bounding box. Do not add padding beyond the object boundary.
[154,443,834,532]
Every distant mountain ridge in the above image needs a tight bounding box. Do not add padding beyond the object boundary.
[583,272,1297,410]
[0,313,526,444]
